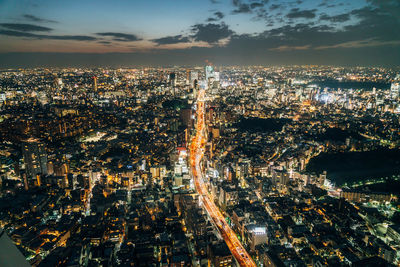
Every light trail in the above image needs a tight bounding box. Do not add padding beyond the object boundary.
[189,89,256,267]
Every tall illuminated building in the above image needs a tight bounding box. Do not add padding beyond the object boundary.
[22,138,48,187]
[186,69,190,85]
[54,77,63,90]
[93,76,98,92]
[214,71,220,82]
[169,72,176,95]
[169,72,176,86]
[390,74,400,99]
[190,71,199,98]
[205,64,215,83]
[205,63,220,90]
[190,71,198,88]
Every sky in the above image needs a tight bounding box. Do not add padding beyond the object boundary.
[0,0,399,67]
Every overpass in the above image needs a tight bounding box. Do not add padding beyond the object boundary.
[189,89,256,267]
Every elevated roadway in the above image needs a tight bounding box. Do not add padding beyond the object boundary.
[189,90,256,267]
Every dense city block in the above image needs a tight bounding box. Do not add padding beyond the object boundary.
[0,66,399,266]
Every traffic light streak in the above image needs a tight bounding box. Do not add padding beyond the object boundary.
[190,90,256,267]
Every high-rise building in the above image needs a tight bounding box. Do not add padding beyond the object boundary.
[208,242,233,267]
[205,64,220,90]
[272,169,289,186]
[214,71,220,81]
[390,74,400,99]
[245,224,268,251]
[93,76,98,92]
[169,72,176,95]
[205,64,215,83]
[169,72,176,86]
[186,69,190,85]
[180,107,192,128]
[22,138,48,187]
[56,77,63,88]
[190,71,198,88]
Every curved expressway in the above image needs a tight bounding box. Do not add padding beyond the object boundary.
[189,89,256,267]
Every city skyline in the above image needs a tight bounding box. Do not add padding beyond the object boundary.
[0,0,400,266]
[0,0,399,67]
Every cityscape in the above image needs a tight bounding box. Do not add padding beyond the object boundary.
[1,0,400,267]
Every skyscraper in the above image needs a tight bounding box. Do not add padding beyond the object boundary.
[214,71,220,82]
[169,72,176,86]
[205,64,215,83]
[169,72,176,95]
[180,107,192,129]
[190,71,198,88]
[22,138,48,182]
[186,69,190,85]
[93,76,98,92]
[205,64,220,90]
[390,74,400,99]
[190,70,199,98]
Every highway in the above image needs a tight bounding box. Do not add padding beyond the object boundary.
[189,89,256,267]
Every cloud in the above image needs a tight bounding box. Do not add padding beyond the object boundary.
[23,14,57,23]
[0,23,52,32]
[191,23,233,44]
[366,0,400,19]
[96,32,141,42]
[250,2,264,9]
[231,0,269,11]
[0,29,96,41]
[269,44,311,51]
[320,13,350,22]
[345,4,400,42]
[152,35,190,45]
[214,11,224,19]
[98,40,113,46]
[269,4,282,10]
[0,30,37,38]
[207,11,225,22]
[286,8,317,19]
[265,23,333,39]
[50,35,97,41]
[252,7,269,21]
[0,0,399,67]
[315,39,400,50]
[232,4,251,14]
[224,0,400,56]
[232,0,251,14]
